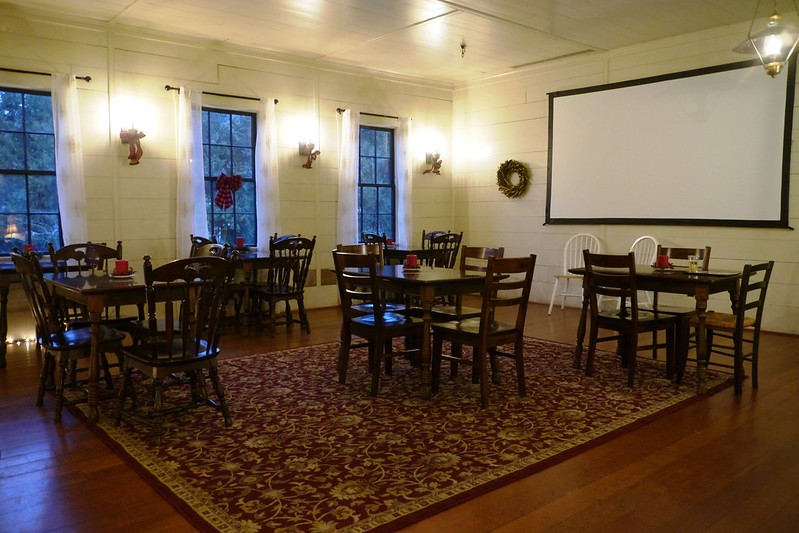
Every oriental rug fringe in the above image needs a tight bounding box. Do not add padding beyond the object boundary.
[74,338,731,532]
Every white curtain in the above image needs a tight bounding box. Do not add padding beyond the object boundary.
[255,97,280,253]
[51,73,88,244]
[175,87,207,257]
[336,109,359,245]
[395,117,413,247]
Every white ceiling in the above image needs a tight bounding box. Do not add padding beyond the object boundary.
[0,0,779,85]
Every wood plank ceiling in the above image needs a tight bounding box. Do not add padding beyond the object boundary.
[0,0,786,85]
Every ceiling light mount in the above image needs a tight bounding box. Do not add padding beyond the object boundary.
[460,38,467,59]
[734,0,799,77]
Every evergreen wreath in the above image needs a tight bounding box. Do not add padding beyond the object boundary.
[496,159,530,198]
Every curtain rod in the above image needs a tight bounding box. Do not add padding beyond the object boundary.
[336,107,398,120]
[0,67,91,82]
[164,84,277,104]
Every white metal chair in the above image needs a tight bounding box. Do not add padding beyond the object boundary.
[548,233,601,315]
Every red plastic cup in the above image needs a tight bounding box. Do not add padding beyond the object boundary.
[114,260,129,275]
[236,237,245,249]
[656,254,670,268]
[406,254,418,268]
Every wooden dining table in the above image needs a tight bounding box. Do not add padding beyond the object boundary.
[570,265,741,392]
[45,270,147,421]
[369,264,492,399]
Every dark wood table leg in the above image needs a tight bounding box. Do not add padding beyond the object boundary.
[419,286,434,399]
[0,282,10,368]
[87,297,103,422]
[693,287,710,394]
[572,290,589,369]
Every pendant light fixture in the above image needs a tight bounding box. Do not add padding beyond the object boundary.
[733,0,799,77]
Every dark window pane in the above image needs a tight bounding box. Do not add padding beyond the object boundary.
[209,145,231,177]
[361,187,377,212]
[377,188,393,214]
[361,129,375,156]
[376,130,391,157]
[0,92,23,131]
[0,174,27,211]
[209,112,230,145]
[29,175,59,212]
[359,157,375,184]
[26,94,53,133]
[376,158,391,184]
[0,132,24,169]
[231,114,252,146]
[30,214,60,249]
[232,147,253,177]
[27,133,56,171]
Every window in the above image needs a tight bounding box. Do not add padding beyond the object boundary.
[201,108,257,246]
[0,88,61,255]
[358,126,395,240]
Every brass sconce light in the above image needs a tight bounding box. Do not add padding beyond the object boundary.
[299,142,320,169]
[734,0,799,77]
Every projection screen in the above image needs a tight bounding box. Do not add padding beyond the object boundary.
[546,59,795,228]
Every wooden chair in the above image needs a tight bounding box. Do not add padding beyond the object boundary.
[114,254,237,444]
[421,229,447,250]
[582,251,678,387]
[332,251,424,396]
[189,234,216,257]
[548,233,601,315]
[682,261,774,394]
[268,233,298,253]
[362,232,387,248]
[190,242,226,257]
[251,235,316,335]
[12,251,125,423]
[47,240,142,333]
[428,231,463,268]
[431,255,536,408]
[431,245,505,321]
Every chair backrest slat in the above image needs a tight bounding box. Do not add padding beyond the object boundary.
[480,255,536,333]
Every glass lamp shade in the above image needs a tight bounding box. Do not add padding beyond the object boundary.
[734,13,799,77]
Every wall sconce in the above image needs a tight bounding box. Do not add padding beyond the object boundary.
[733,1,799,77]
[423,152,442,175]
[299,141,320,169]
[120,128,146,165]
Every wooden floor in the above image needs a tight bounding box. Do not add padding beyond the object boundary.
[2,303,798,532]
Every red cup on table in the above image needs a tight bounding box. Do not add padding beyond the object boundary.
[406,254,418,268]
[656,254,670,269]
[114,260,129,275]
[236,237,244,249]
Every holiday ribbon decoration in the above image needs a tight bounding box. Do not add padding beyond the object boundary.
[215,173,242,209]
[119,128,146,165]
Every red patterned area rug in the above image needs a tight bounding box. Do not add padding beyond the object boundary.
[75,338,731,532]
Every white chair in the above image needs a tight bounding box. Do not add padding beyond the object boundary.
[548,233,601,315]
[629,235,659,307]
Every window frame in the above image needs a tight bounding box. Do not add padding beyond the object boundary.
[0,86,62,255]
[201,106,258,247]
[357,125,396,241]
